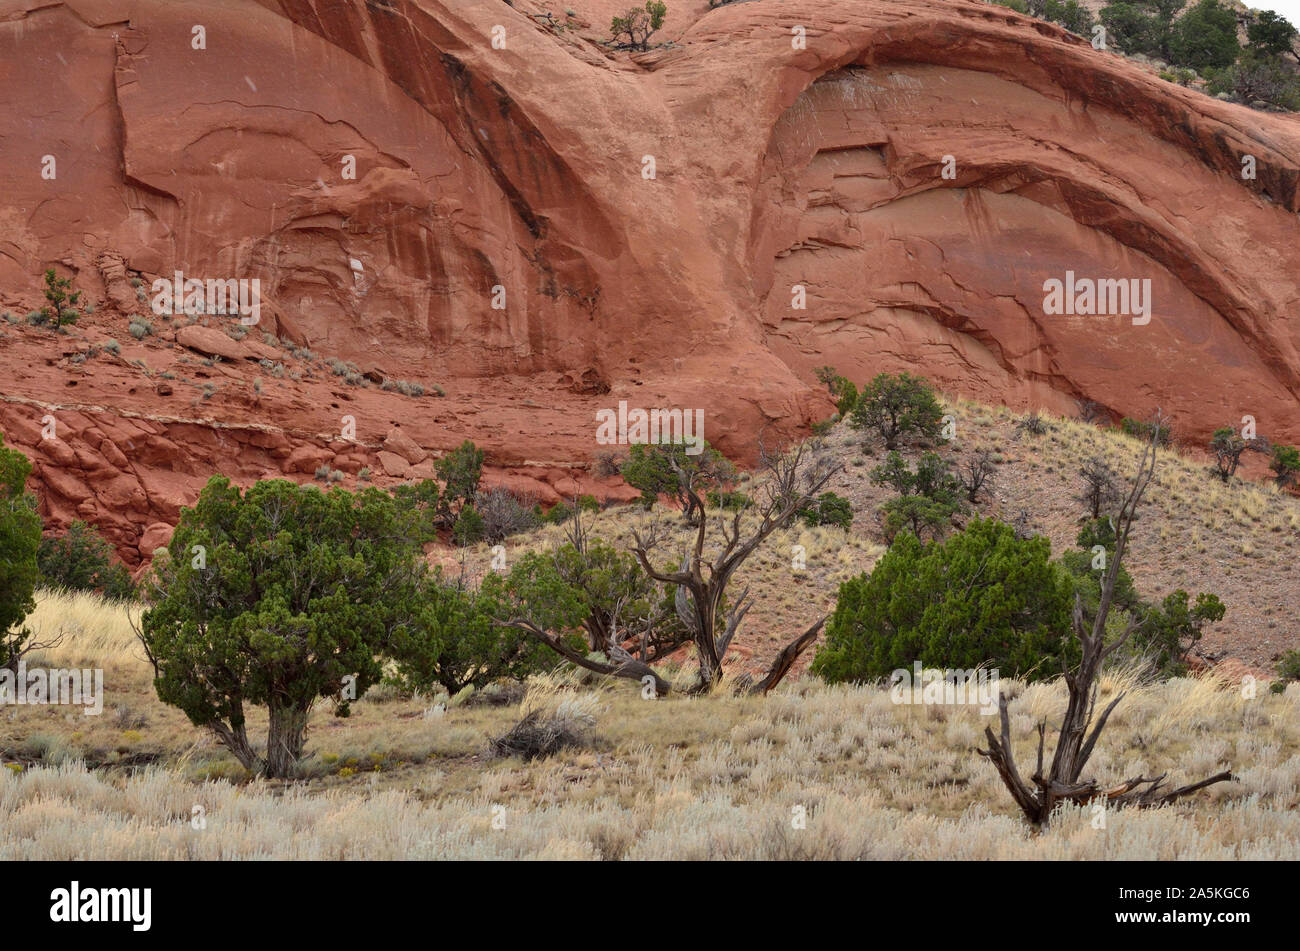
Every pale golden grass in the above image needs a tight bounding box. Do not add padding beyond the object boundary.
[3,592,1298,859]
[5,409,1300,859]
[1027,409,1298,542]
[23,587,145,668]
[3,674,1297,860]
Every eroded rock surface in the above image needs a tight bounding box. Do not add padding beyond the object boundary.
[1,0,1297,561]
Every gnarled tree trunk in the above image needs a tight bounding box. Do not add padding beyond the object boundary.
[265,703,310,779]
[978,415,1236,825]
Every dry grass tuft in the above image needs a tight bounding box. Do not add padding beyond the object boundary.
[2,673,1297,860]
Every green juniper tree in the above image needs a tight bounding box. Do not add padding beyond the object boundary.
[1168,0,1241,71]
[1209,425,1268,482]
[870,450,965,540]
[620,440,734,522]
[495,510,690,690]
[37,268,83,333]
[0,434,41,671]
[814,366,860,417]
[386,570,562,694]
[434,439,483,528]
[139,477,430,778]
[812,518,1074,684]
[1208,50,1300,109]
[799,491,853,530]
[1099,0,1183,58]
[1271,444,1300,487]
[1140,589,1225,675]
[849,372,945,450]
[1039,0,1095,35]
[1247,10,1298,59]
[611,1,667,51]
[37,520,135,600]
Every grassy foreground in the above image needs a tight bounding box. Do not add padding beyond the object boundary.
[3,590,1298,860]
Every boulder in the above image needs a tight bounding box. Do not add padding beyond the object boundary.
[382,426,428,466]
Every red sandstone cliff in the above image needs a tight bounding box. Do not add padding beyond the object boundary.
[0,0,1297,562]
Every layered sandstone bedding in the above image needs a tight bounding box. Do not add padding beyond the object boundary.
[0,0,1297,568]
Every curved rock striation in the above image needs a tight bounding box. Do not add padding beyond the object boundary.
[0,0,1297,561]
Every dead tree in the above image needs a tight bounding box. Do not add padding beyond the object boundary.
[503,440,839,696]
[957,450,996,504]
[518,591,825,698]
[979,415,1235,826]
[503,611,676,696]
[1010,509,1038,540]
[630,439,840,693]
[2,629,64,674]
[1076,456,1121,520]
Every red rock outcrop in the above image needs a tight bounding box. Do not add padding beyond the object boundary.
[0,0,1298,562]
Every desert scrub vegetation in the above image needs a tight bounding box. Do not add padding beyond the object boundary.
[508,440,841,695]
[36,520,135,601]
[999,0,1300,112]
[798,491,853,530]
[313,464,344,483]
[385,569,563,695]
[619,439,734,520]
[0,432,41,669]
[487,691,600,762]
[899,395,1298,671]
[609,1,667,51]
[849,371,945,450]
[3,387,1298,856]
[979,427,1235,823]
[327,357,368,387]
[814,518,1074,684]
[380,378,426,397]
[32,268,84,333]
[2,669,1297,859]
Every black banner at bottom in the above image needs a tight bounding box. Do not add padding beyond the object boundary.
[12,860,1275,937]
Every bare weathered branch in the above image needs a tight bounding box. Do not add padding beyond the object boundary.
[501,618,672,696]
[748,615,826,695]
[978,413,1236,825]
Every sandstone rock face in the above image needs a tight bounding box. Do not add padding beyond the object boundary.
[174,325,279,363]
[1,0,1298,561]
